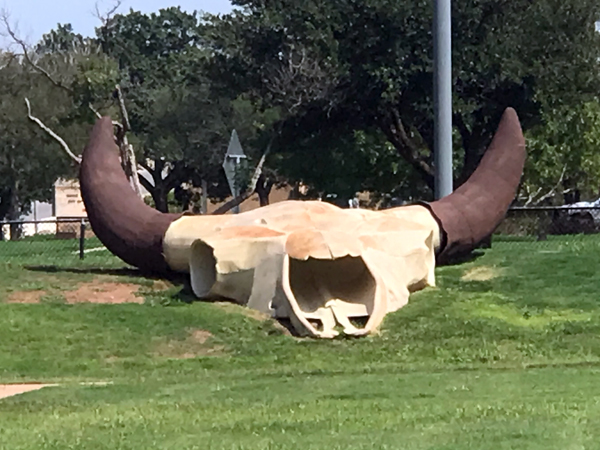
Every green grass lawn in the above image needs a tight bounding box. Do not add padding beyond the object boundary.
[1,234,600,449]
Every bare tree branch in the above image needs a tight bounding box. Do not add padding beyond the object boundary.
[263,43,339,114]
[88,103,103,120]
[522,165,569,206]
[138,159,152,173]
[111,85,142,197]
[2,9,108,122]
[138,172,154,194]
[94,4,140,198]
[26,97,148,199]
[521,184,543,206]
[115,84,131,131]
[163,163,187,191]
[0,51,18,70]
[25,98,81,164]
[114,130,142,197]
[94,0,123,26]
[1,11,73,93]
[4,9,144,201]
[381,107,434,189]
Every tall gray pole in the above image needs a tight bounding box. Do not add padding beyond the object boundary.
[433,0,453,199]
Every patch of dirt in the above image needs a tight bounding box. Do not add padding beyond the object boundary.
[64,281,143,304]
[152,280,172,292]
[6,290,46,304]
[0,384,57,400]
[461,266,504,282]
[153,328,225,359]
[188,329,213,344]
[6,280,147,305]
[0,382,111,401]
[215,302,292,336]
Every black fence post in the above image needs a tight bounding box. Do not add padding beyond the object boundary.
[79,219,86,260]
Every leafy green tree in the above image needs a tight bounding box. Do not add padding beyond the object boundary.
[31,23,120,117]
[0,14,130,232]
[6,9,281,215]
[206,0,600,199]
[0,55,76,227]
[98,7,274,212]
[522,102,600,205]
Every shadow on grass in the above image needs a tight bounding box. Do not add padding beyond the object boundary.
[169,281,197,305]
[437,250,486,267]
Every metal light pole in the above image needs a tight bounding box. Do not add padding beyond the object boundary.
[433,0,453,199]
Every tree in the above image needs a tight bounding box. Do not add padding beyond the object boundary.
[206,0,600,199]
[98,6,296,212]
[30,21,144,197]
[4,6,283,215]
[0,54,76,228]
[521,102,600,205]
[98,7,275,212]
[0,13,138,199]
[4,10,211,211]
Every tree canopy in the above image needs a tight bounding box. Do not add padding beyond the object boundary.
[0,54,77,222]
[2,1,600,217]
[207,0,600,200]
[97,7,279,211]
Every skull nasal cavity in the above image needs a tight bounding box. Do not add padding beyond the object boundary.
[189,241,217,298]
[288,256,376,319]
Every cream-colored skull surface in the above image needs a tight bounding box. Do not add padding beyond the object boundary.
[79,108,526,339]
[163,201,439,337]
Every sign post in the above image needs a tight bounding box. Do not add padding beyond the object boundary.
[222,130,247,214]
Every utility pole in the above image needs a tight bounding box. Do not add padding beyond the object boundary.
[433,0,453,199]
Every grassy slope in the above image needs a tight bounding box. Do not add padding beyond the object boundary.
[1,235,600,449]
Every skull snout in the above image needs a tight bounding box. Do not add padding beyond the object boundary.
[282,255,387,338]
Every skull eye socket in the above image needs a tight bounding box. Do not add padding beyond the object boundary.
[287,256,376,335]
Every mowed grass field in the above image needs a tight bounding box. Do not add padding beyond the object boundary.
[2,234,600,449]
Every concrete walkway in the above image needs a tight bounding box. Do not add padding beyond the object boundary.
[0,384,57,400]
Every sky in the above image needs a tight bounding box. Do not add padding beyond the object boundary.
[1,0,234,47]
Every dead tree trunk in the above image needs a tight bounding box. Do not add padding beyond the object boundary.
[255,174,274,206]
[7,187,22,241]
[138,159,172,213]
[114,85,143,197]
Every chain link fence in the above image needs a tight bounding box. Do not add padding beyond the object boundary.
[495,207,600,242]
[1,206,599,265]
[0,219,106,265]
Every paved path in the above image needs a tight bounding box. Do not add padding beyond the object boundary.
[0,384,56,400]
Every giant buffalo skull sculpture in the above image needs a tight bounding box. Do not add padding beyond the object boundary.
[80,108,526,338]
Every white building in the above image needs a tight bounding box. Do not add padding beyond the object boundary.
[3,179,88,239]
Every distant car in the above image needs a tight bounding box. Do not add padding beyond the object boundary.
[551,199,600,235]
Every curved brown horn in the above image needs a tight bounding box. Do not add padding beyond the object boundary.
[79,117,181,273]
[424,107,526,262]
